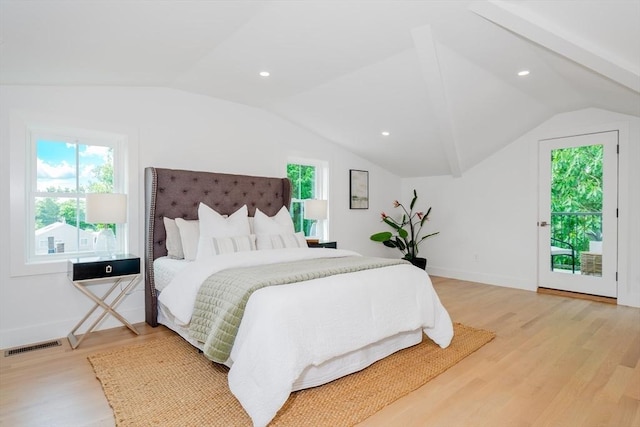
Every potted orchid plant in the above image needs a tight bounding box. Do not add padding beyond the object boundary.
[370,190,439,269]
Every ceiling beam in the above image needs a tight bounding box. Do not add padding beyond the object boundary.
[470,0,640,93]
[411,25,462,178]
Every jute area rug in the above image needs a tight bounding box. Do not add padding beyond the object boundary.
[88,323,495,427]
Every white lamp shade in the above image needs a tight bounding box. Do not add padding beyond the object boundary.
[304,199,328,220]
[85,193,127,224]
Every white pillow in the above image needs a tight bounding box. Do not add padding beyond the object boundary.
[198,203,250,237]
[256,232,308,250]
[253,206,295,235]
[174,218,200,261]
[196,203,251,260]
[198,234,256,258]
[163,217,184,259]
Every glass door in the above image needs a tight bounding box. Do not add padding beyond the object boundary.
[538,131,618,298]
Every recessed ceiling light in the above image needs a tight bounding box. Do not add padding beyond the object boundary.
[259,71,270,77]
[517,70,530,76]
[381,131,390,136]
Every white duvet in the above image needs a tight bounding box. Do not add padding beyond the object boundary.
[159,248,453,427]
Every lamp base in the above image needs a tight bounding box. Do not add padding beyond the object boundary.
[94,228,117,257]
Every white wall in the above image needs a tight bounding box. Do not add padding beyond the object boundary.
[0,86,401,349]
[404,108,640,308]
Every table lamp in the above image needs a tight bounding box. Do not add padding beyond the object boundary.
[303,199,327,244]
[85,193,127,257]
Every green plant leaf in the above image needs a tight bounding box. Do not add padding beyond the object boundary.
[370,231,393,242]
[417,232,440,243]
[383,217,401,231]
[398,228,408,238]
[383,240,397,248]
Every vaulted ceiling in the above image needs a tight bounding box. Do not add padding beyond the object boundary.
[1,1,639,177]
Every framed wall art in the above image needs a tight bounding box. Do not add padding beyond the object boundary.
[349,169,369,209]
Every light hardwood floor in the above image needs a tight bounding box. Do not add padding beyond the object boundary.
[1,277,639,427]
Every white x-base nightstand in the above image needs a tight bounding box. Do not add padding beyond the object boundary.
[67,254,141,349]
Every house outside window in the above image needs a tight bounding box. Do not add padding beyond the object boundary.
[287,158,328,240]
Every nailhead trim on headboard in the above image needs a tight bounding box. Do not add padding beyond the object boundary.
[144,167,292,326]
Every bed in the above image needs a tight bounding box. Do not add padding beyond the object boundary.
[144,167,454,427]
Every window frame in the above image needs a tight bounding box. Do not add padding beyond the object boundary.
[287,157,329,240]
[27,128,125,263]
[9,110,139,277]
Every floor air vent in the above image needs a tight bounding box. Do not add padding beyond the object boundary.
[4,339,62,357]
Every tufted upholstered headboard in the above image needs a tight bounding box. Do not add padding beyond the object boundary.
[144,167,292,326]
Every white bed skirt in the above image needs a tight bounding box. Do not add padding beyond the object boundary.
[158,302,422,391]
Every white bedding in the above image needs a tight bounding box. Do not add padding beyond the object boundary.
[153,257,190,291]
[157,248,453,427]
[158,302,424,389]
[159,248,366,325]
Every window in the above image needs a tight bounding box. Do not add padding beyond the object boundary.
[287,158,328,240]
[28,128,125,262]
[9,110,138,277]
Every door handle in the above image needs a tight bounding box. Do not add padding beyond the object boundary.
[539,221,549,227]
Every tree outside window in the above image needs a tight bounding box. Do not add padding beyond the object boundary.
[287,160,327,239]
[550,144,603,270]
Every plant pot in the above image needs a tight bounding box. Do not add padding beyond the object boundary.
[407,257,427,270]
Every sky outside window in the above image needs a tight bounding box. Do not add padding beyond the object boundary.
[36,139,112,192]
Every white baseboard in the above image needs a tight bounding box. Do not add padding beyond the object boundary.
[1,305,146,350]
[427,266,536,292]
[428,266,640,308]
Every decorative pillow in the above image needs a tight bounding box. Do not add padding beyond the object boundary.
[196,203,251,260]
[174,218,200,261]
[198,203,250,237]
[197,234,256,259]
[256,232,308,250]
[253,206,295,235]
[163,217,184,259]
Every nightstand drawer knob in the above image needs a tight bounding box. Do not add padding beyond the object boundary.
[106,265,113,274]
